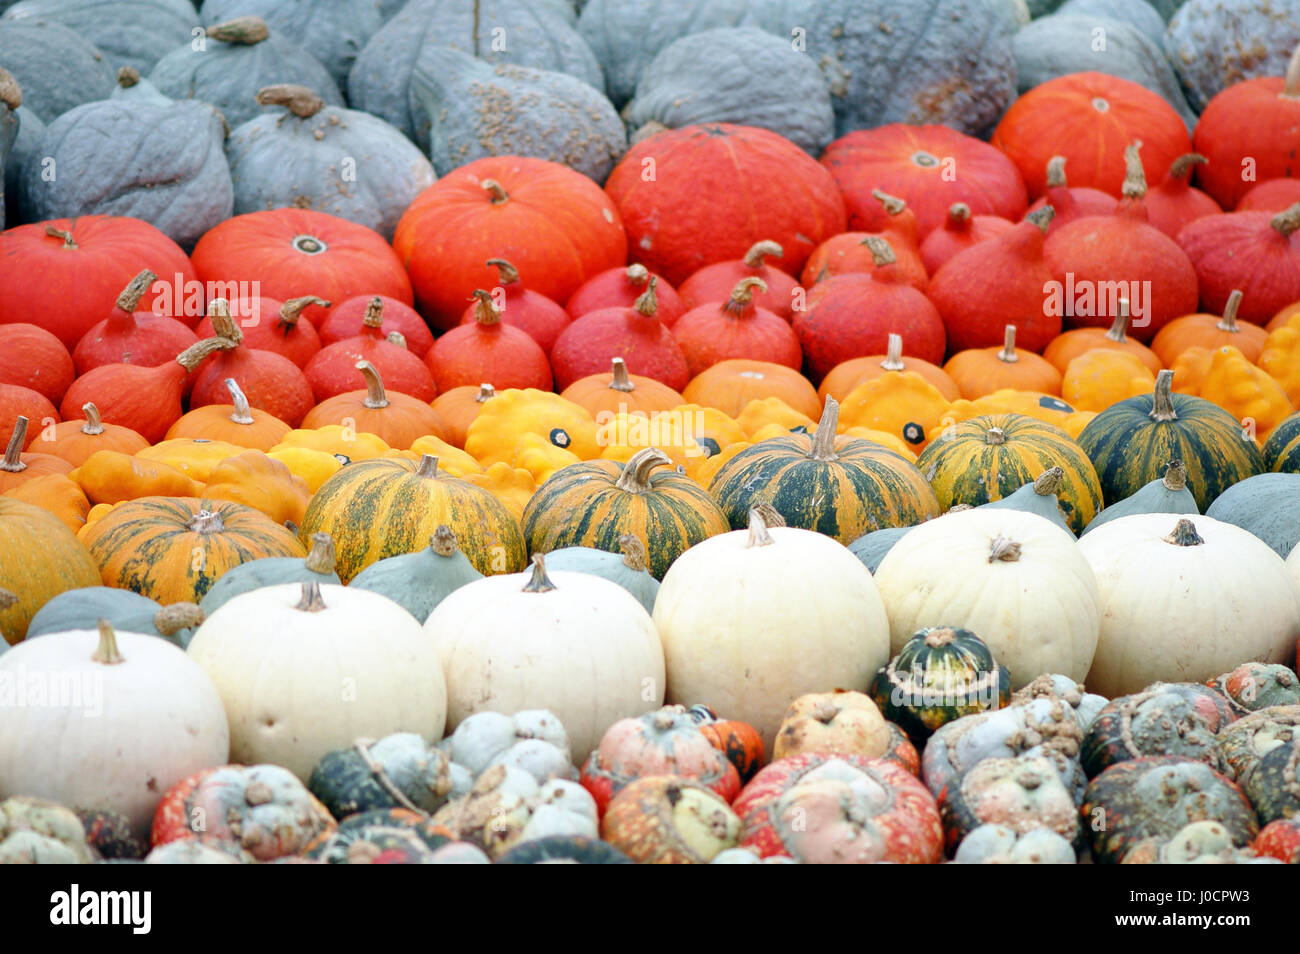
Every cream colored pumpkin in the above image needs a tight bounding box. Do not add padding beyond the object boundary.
[0,622,229,838]
[873,508,1101,688]
[1079,514,1300,698]
[652,511,891,752]
[424,557,666,763]
[186,581,446,781]
[1288,544,1300,603]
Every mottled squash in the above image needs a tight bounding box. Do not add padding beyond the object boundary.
[0,499,101,644]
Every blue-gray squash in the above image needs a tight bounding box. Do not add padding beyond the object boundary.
[739,0,1019,137]
[0,66,16,228]
[1165,0,1300,113]
[977,467,1074,534]
[408,47,625,182]
[1058,0,1165,44]
[1204,472,1300,559]
[198,532,340,617]
[0,17,115,122]
[848,526,913,574]
[3,100,39,227]
[17,78,231,249]
[200,0,384,92]
[26,587,204,648]
[226,84,434,240]
[349,0,603,149]
[149,15,341,130]
[576,0,751,108]
[538,535,659,614]
[110,65,172,105]
[348,526,484,624]
[1081,460,1198,535]
[4,0,195,74]
[622,27,834,156]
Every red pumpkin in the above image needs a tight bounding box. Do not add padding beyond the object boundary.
[0,324,75,406]
[677,240,800,322]
[1027,155,1119,234]
[304,326,437,404]
[195,295,323,369]
[604,123,846,285]
[457,259,570,354]
[190,209,412,325]
[425,290,553,392]
[549,277,690,391]
[1254,818,1300,864]
[394,156,627,331]
[925,208,1061,354]
[801,190,927,289]
[820,122,1028,236]
[565,263,686,328]
[686,705,765,785]
[0,384,57,451]
[1175,203,1300,326]
[58,345,213,444]
[792,237,945,379]
[0,216,197,348]
[1141,154,1221,238]
[71,269,200,375]
[991,72,1192,200]
[316,295,434,358]
[919,203,1014,274]
[670,278,801,377]
[1237,178,1300,212]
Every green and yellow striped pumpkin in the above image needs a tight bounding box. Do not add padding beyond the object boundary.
[522,447,730,579]
[1263,411,1300,474]
[301,455,526,582]
[1077,370,1264,512]
[80,496,306,604]
[915,413,1102,534]
[707,397,940,543]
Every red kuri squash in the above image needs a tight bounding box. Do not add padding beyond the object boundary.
[671,278,801,377]
[426,289,553,393]
[1141,154,1221,239]
[71,270,200,375]
[1026,156,1119,234]
[1175,203,1300,325]
[194,295,324,369]
[457,259,570,354]
[0,385,57,451]
[1237,178,1300,213]
[676,240,800,322]
[565,263,686,327]
[918,204,1014,274]
[301,360,449,449]
[0,324,75,406]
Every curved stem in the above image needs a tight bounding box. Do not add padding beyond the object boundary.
[862,235,895,267]
[1216,290,1244,332]
[1121,142,1146,200]
[723,277,768,315]
[224,378,255,425]
[485,258,520,285]
[1104,300,1131,342]
[175,335,237,372]
[752,502,786,528]
[429,525,458,558]
[608,358,636,393]
[279,296,329,328]
[746,508,775,548]
[871,189,905,216]
[1026,206,1054,232]
[115,269,156,314]
[255,84,324,118]
[807,398,840,462]
[356,360,389,409]
[1168,153,1207,182]
[742,240,783,268]
[44,226,77,249]
[614,447,670,493]
[154,603,205,638]
[2,416,28,473]
[522,554,556,593]
[618,533,648,571]
[206,299,244,344]
[880,333,905,372]
[1270,202,1300,237]
[632,277,658,318]
[80,403,105,436]
[92,620,125,665]
[1149,370,1178,422]
[998,325,1019,363]
[470,290,501,326]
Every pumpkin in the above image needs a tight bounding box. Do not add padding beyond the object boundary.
[1142,153,1222,238]
[1044,304,1162,375]
[566,263,686,328]
[394,156,626,332]
[453,259,571,356]
[1264,412,1300,472]
[27,587,203,649]
[873,507,1103,687]
[166,379,290,452]
[2,472,91,535]
[560,358,685,423]
[541,536,659,616]
[939,754,1081,856]
[836,371,951,453]
[1219,706,1300,786]
[71,450,204,504]
[770,690,892,762]
[0,620,229,838]
[316,297,432,362]
[1026,155,1118,234]
[347,526,484,625]
[1210,664,1300,717]
[670,278,800,377]
[1205,473,1300,559]
[1177,204,1300,328]
[498,834,634,865]
[820,123,1028,238]
[0,323,74,406]
[427,290,553,394]
[990,72,1192,200]
[70,269,200,376]
[431,384,497,449]
[0,498,102,644]
[303,332,436,408]
[600,775,740,864]
[682,358,821,420]
[677,241,799,323]
[652,509,892,751]
[944,325,1063,399]
[1260,316,1300,408]
[308,734,454,821]
[201,450,313,527]
[1061,348,1158,413]
[800,191,928,290]
[1082,459,1199,535]
[819,336,960,405]
[1077,370,1266,510]
[0,415,73,494]
[302,361,448,451]
[1198,345,1295,443]
[301,809,455,864]
[1155,293,1269,371]
[953,824,1076,864]
[1240,178,1300,214]
[0,17,113,125]
[132,438,248,483]
[465,388,601,466]
[1085,682,1237,779]
[1243,734,1300,824]
[928,207,1061,353]
[1255,818,1300,864]
[194,295,324,370]
[6,0,194,75]
[976,467,1073,534]
[918,203,1015,274]
[604,122,846,285]
[0,385,55,453]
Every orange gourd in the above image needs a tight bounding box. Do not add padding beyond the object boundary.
[301,360,450,449]
[70,269,200,375]
[42,403,149,467]
[71,450,205,504]
[431,383,498,449]
[0,416,74,493]
[944,325,1063,399]
[165,379,291,451]
[736,397,816,438]
[1197,345,1294,443]
[1258,313,1300,406]
[1043,301,1162,375]
[1151,290,1271,366]
[456,258,571,354]
[1060,349,1157,412]
[2,473,91,534]
[670,277,801,377]
[560,358,685,420]
[0,323,76,405]
[818,334,960,404]
[1141,153,1221,239]
[682,359,821,420]
[677,239,800,322]
[918,203,1014,274]
[203,451,312,527]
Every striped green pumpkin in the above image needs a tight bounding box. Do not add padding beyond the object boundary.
[522,447,730,579]
[707,397,940,543]
[1077,371,1264,512]
[915,413,1102,534]
[1263,411,1300,474]
[300,455,526,582]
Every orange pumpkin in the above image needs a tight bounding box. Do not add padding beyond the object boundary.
[165,379,291,450]
[944,325,1063,399]
[1170,346,1214,395]
[301,360,450,449]
[1259,312,1300,406]
[203,451,313,527]
[800,191,928,290]
[431,383,497,449]
[681,359,821,420]
[1266,300,1300,332]
[1151,289,1271,366]
[560,357,685,420]
[42,403,150,467]
[1043,301,1162,375]
[0,383,58,451]
[71,450,205,504]
[0,416,74,493]
[2,473,91,534]
[1060,349,1157,412]
[425,288,553,392]
[818,333,960,404]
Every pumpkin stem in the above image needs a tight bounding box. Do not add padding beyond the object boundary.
[175,333,237,372]
[303,532,337,574]
[206,298,244,344]
[743,240,783,268]
[355,296,384,330]
[481,178,509,204]
[414,454,439,479]
[429,525,459,558]
[752,502,786,527]
[222,378,256,425]
[0,67,19,110]
[2,416,28,473]
[1163,459,1188,491]
[1104,300,1132,342]
[608,358,636,393]
[1270,202,1300,236]
[112,270,156,316]
[470,289,502,326]
[998,325,1019,363]
[1149,370,1178,422]
[618,533,648,571]
[485,258,520,285]
[746,508,775,548]
[1026,206,1054,232]
[880,333,906,371]
[1285,39,1300,98]
[208,15,270,44]
[187,509,224,534]
[614,447,671,493]
[946,503,974,513]
[985,426,1007,446]
[1216,290,1244,332]
[1045,156,1067,189]
[923,626,957,648]
[724,277,768,315]
[91,619,125,665]
[1168,153,1207,182]
[475,383,496,403]
[1163,518,1205,547]
[1121,142,1147,200]
[625,264,650,288]
[386,331,407,350]
[255,83,324,118]
[116,66,140,88]
[871,189,906,216]
[294,579,328,612]
[946,203,971,228]
[808,397,840,462]
[632,277,658,318]
[988,536,1022,563]
[80,403,105,436]
[154,603,205,637]
[1032,467,1064,496]
[522,553,556,593]
[862,235,895,267]
[279,295,329,328]
[44,225,77,249]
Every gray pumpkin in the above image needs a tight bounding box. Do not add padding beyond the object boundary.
[4,0,196,74]
[109,66,171,105]
[348,526,484,624]
[1165,0,1300,113]
[149,15,341,130]
[0,17,115,122]
[0,66,16,228]
[576,0,751,108]
[622,27,834,156]
[226,84,434,240]
[740,0,1019,138]
[1082,459,1198,535]
[1204,472,1300,559]
[198,532,341,617]
[1013,14,1197,130]
[18,83,231,249]
[26,587,204,649]
[977,467,1074,535]
[1058,0,1166,44]
[409,47,625,182]
[848,526,913,574]
[953,823,1078,864]
[349,0,603,150]
[539,536,659,614]
[3,101,39,226]
[200,0,383,91]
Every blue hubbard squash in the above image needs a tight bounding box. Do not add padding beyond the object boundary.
[537,535,659,614]
[976,466,1073,534]
[1263,411,1300,473]
[1081,459,1198,535]
[198,532,341,617]
[26,587,203,648]
[347,525,484,623]
[4,0,195,74]
[1076,370,1265,512]
[0,17,114,123]
[1205,472,1300,559]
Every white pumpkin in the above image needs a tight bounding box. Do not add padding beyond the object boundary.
[1078,514,1300,697]
[873,508,1101,688]
[186,581,446,781]
[1288,542,1300,601]
[651,510,891,751]
[424,557,666,762]
[0,622,229,839]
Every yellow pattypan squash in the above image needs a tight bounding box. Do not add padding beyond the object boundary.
[1059,411,1098,441]
[463,462,537,522]
[71,449,205,504]
[203,451,313,527]
[514,432,582,484]
[466,388,600,466]
[1258,313,1300,407]
[408,435,483,477]
[270,425,391,462]
[736,397,816,438]
[266,446,343,493]
[978,389,1077,430]
[840,427,919,462]
[134,439,245,482]
[3,473,92,534]
[838,371,950,452]
[1061,349,1157,412]
[670,404,747,456]
[1170,346,1213,395]
[746,422,807,442]
[1199,345,1294,444]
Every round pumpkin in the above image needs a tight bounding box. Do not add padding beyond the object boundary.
[301,361,449,450]
[676,240,799,322]
[918,203,1015,274]
[1175,204,1300,326]
[429,289,553,393]
[560,358,685,421]
[0,323,75,405]
[944,325,1063,399]
[671,277,801,378]
[71,269,200,375]
[818,333,960,405]
[0,498,101,644]
[682,359,821,420]
[1153,290,1271,367]
[317,295,434,358]
[1263,411,1300,472]
[565,262,687,327]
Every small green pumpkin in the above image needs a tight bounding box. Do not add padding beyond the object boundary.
[198,532,340,618]
[1081,459,1199,535]
[347,525,484,623]
[308,734,455,820]
[1263,411,1300,473]
[976,466,1073,534]
[538,534,659,614]
[25,586,203,648]
[1204,472,1300,559]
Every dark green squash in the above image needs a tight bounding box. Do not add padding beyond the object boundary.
[308,733,455,821]
[347,525,483,624]
[1244,740,1300,824]
[538,534,659,614]
[1204,472,1300,559]
[976,466,1073,534]
[1077,370,1264,512]
[198,532,340,618]
[1081,459,1199,535]
[1263,411,1300,473]
[497,834,635,864]
[1080,682,1236,779]
[25,586,203,648]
